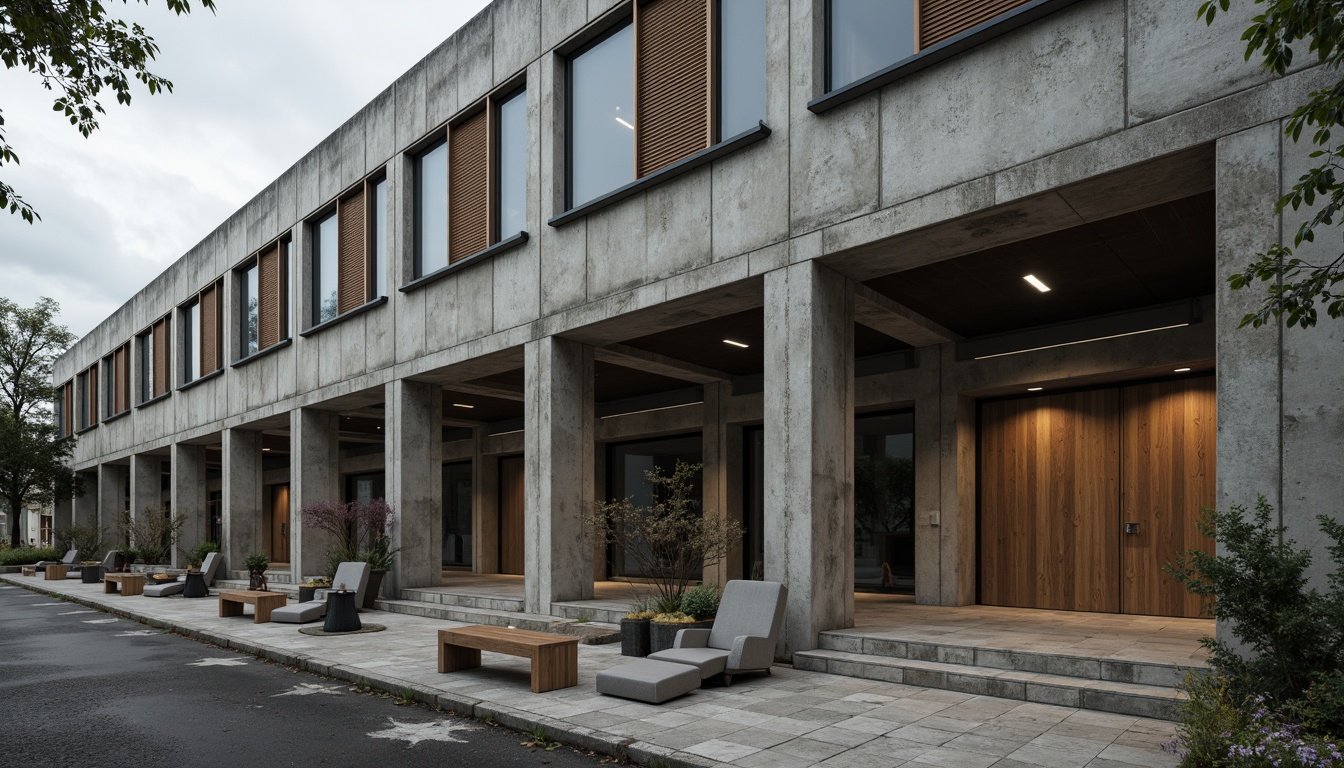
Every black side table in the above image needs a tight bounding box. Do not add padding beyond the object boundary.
[323,591,361,633]
[183,571,208,598]
[81,566,104,584]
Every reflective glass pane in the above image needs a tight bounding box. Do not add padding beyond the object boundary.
[442,462,473,567]
[186,301,200,383]
[315,213,339,324]
[570,23,634,207]
[606,434,702,579]
[415,142,448,276]
[829,0,916,90]
[283,240,293,338]
[497,89,527,241]
[854,412,915,594]
[719,0,767,138]
[373,179,388,297]
[243,263,259,357]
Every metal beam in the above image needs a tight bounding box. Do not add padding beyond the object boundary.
[593,343,732,384]
[853,283,961,347]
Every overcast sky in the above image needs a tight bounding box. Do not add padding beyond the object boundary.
[0,0,491,339]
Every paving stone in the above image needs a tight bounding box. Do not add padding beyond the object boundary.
[682,739,760,763]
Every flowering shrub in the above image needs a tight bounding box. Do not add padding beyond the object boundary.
[1225,700,1342,767]
[300,498,395,575]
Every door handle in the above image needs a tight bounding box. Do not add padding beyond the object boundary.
[1124,522,1140,535]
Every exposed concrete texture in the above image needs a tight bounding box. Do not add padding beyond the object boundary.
[71,470,97,530]
[290,409,339,579]
[524,335,595,614]
[493,0,540,83]
[96,465,126,543]
[53,495,74,535]
[129,454,162,525]
[456,5,494,106]
[763,262,854,655]
[221,428,263,574]
[171,443,210,567]
[386,378,444,595]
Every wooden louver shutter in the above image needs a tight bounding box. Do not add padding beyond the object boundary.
[918,0,1031,50]
[337,192,367,314]
[258,245,281,349]
[200,284,219,374]
[635,0,710,178]
[114,345,128,413]
[152,318,168,397]
[449,109,489,263]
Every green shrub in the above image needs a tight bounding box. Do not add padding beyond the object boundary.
[54,522,105,562]
[654,593,682,614]
[680,583,720,620]
[1166,672,1252,766]
[121,507,185,565]
[183,540,219,568]
[652,612,694,624]
[242,552,269,573]
[0,546,60,566]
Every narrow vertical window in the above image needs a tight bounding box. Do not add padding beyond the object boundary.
[283,239,294,338]
[415,142,448,276]
[496,88,527,241]
[314,212,339,325]
[102,354,116,418]
[138,332,153,403]
[568,23,634,207]
[242,262,260,357]
[183,300,200,384]
[372,178,388,297]
[827,0,916,91]
[719,0,767,138]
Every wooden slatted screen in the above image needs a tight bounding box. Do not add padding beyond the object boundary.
[449,109,490,263]
[200,283,219,374]
[257,245,280,349]
[337,191,367,314]
[635,0,710,178]
[113,345,128,413]
[151,318,168,397]
[918,0,1031,49]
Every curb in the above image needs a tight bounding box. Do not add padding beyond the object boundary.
[2,576,726,768]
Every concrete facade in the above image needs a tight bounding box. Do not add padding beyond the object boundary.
[51,0,1344,655]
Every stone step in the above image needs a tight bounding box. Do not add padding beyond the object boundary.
[215,578,299,595]
[399,587,525,613]
[221,570,296,585]
[374,598,569,633]
[793,649,1182,721]
[817,630,1198,687]
[551,602,628,624]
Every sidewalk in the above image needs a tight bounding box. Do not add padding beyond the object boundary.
[1,574,1181,768]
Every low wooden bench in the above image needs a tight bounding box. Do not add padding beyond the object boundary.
[104,573,145,596]
[218,589,286,624]
[437,625,579,693]
[44,564,69,581]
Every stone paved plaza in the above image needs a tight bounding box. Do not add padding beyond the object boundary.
[1,574,1181,768]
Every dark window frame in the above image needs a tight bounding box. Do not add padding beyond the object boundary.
[564,16,635,211]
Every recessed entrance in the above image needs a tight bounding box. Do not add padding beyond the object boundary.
[498,456,525,576]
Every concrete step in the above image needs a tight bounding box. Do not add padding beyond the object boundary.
[551,602,628,624]
[221,570,296,585]
[215,579,300,595]
[399,587,524,613]
[374,598,568,633]
[816,630,1198,687]
[793,649,1182,720]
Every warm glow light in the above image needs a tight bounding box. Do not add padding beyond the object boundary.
[453,403,475,409]
[1024,274,1051,293]
[1174,367,1192,373]
[614,117,635,130]
[972,324,1190,360]
[262,447,271,451]
[722,339,749,348]
[1027,387,1043,392]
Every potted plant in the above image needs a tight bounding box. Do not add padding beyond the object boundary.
[650,612,700,653]
[362,531,398,609]
[182,540,219,572]
[300,498,397,609]
[621,609,656,657]
[243,552,269,591]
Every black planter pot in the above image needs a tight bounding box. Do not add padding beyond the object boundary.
[363,569,386,609]
[620,618,651,657]
[80,566,104,584]
[650,619,714,654]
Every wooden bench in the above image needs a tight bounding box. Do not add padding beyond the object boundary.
[104,573,145,596]
[437,625,578,693]
[218,589,287,624]
[43,564,69,581]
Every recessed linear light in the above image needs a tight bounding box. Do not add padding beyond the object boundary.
[1174,367,1192,373]
[972,324,1190,360]
[1023,274,1051,293]
[262,447,272,452]
[1027,387,1044,392]
[723,339,749,349]
[615,117,635,130]
[452,403,475,409]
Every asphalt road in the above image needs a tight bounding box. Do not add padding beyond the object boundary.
[0,585,611,768]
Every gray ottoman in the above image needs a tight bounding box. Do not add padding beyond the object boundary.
[596,659,701,703]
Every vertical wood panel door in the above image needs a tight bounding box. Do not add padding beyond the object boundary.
[269,484,291,564]
[980,390,1120,613]
[498,456,526,575]
[1120,377,1216,617]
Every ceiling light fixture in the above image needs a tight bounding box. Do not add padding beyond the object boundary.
[1174,367,1191,373]
[262,447,271,452]
[1027,387,1043,392]
[453,403,475,409]
[615,116,634,130]
[972,323,1190,360]
[722,339,749,348]
[1023,274,1051,293]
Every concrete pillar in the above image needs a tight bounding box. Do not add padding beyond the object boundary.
[222,428,263,574]
[291,408,340,579]
[763,261,854,656]
[72,469,97,529]
[913,346,943,606]
[472,427,500,574]
[129,454,162,525]
[97,464,127,543]
[172,443,210,567]
[386,378,444,595]
[53,494,74,534]
[524,335,595,614]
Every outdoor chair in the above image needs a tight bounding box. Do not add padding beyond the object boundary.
[647,580,787,685]
[143,552,221,597]
[269,562,370,624]
[35,549,78,571]
[66,550,120,579]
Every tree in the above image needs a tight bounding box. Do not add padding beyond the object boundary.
[1203,0,1344,329]
[0,296,81,547]
[1,0,216,223]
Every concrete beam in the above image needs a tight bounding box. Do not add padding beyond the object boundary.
[853,283,960,347]
[593,343,732,384]
[442,381,525,402]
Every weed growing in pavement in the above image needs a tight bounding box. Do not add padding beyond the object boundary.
[395,689,415,706]
[520,726,558,752]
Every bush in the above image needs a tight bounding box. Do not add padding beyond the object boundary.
[652,612,695,624]
[54,522,105,562]
[0,546,59,566]
[242,552,269,573]
[680,583,720,620]
[121,508,185,565]
[182,540,219,568]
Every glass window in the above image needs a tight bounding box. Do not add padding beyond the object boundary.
[241,262,259,357]
[101,354,115,417]
[719,0,767,138]
[138,333,152,403]
[415,142,448,276]
[313,212,339,325]
[606,434,702,578]
[853,411,915,594]
[183,301,200,384]
[828,0,916,91]
[372,179,388,297]
[569,23,634,207]
[496,89,527,241]
[283,239,294,338]
[75,372,88,430]
[442,462,473,567]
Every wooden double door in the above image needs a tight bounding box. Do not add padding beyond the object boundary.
[979,376,1215,617]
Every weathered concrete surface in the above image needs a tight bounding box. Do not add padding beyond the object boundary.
[170,443,210,567]
[96,464,126,543]
[386,378,444,595]
[221,429,262,574]
[290,409,339,580]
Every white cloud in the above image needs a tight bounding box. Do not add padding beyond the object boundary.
[0,0,491,338]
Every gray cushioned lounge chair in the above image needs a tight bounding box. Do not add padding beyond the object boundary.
[143,551,221,596]
[646,580,787,685]
[66,550,119,579]
[35,548,78,571]
[270,562,370,624]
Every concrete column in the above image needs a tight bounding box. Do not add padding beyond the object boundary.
[913,345,943,606]
[524,335,595,614]
[222,428,263,574]
[129,454,162,526]
[291,408,340,579]
[472,427,500,574]
[97,464,127,543]
[702,381,735,586]
[763,261,854,656]
[53,494,74,534]
[72,469,97,528]
[386,378,444,595]
[171,443,209,567]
